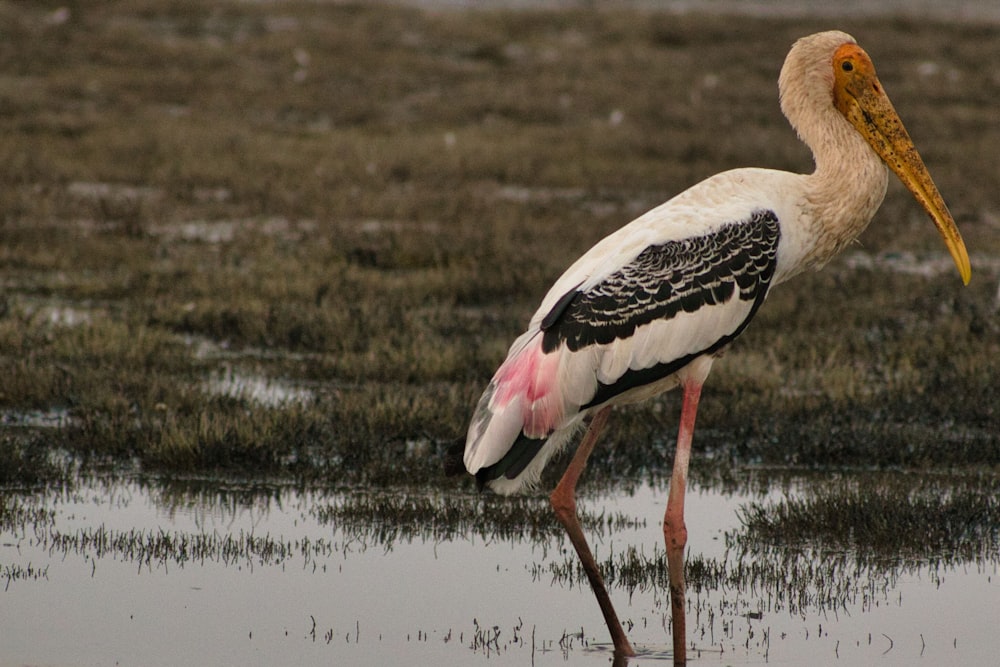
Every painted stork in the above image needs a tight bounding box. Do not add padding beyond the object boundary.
[458,30,970,663]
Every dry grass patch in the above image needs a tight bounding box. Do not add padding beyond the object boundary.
[0,2,997,484]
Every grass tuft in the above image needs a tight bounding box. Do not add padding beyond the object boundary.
[0,2,997,485]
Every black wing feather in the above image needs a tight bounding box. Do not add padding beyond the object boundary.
[541,209,780,354]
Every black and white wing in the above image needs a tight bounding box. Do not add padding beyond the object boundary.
[539,209,781,409]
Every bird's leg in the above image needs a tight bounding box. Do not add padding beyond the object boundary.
[664,380,701,666]
[549,406,635,658]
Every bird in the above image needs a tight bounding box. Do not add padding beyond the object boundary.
[457,30,970,665]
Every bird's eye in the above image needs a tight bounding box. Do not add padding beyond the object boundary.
[841,61,854,72]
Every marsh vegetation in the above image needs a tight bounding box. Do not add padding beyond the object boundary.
[1,2,998,664]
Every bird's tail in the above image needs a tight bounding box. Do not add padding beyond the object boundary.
[462,332,580,494]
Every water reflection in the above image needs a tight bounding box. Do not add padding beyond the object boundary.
[0,471,997,665]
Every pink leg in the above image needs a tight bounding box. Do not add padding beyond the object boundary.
[550,407,636,658]
[664,381,702,666]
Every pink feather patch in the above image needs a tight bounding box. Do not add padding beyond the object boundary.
[490,336,563,438]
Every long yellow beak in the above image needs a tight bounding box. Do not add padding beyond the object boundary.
[832,43,971,285]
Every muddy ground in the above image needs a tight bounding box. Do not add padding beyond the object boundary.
[0,2,998,488]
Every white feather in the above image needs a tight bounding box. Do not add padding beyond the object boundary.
[484,416,584,496]
[464,388,524,472]
[559,346,600,407]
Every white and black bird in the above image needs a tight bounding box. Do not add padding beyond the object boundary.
[456,31,970,663]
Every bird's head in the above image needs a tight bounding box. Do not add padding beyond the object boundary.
[781,31,971,285]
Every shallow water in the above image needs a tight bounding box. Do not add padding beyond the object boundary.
[1,475,997,666]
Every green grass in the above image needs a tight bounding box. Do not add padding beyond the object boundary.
[735,473,1000,562]
[0,2,998,487]
[533,472,1000,618]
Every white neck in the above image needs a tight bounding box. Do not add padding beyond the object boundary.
[779,32,888,272]
[801,111,888,268]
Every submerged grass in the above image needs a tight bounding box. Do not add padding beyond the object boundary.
[539,472,1000,622]
[1,469,996,658]
[735,473,1000,563]
[313,489,646,548]
[0,434,71,486]
[0,2,998,491]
